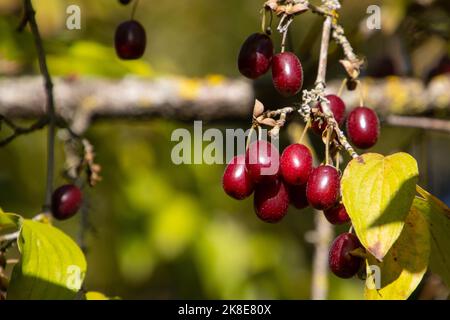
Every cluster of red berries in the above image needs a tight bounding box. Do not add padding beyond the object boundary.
[115,0,147,60]
[222,138,367,278]
[230,33,383,277]
[51,184,83,221]
[238,33,303,97]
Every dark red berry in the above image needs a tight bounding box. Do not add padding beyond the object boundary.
[222,155,254,200]
[254,179,290,223]
[329,233,363,278]
[245,140,280,184]
[238,33,274,79]
[288,184,309,210]
[280,144,313,186]
[312,94,346,134]
[119,0,132,5]
[306,165,340,210]
[324,203,350,225]
[272,52,303,97]
[346,106,380,149]
[51,184,83,220]
[115,20,147,60]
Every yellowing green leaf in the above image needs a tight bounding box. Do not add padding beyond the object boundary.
[414,186,450,287]
[365,207,429,300]
[7,220,87,300]
[85,291,121,300]
[342,153,418,261]
[85,291,108,300]
[0,211,22,231]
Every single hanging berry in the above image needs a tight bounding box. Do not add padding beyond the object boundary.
[254,179,290,223]
[222,155,254,200]
[51,184,83,220]
[280,143,313,186]
[306,165,340,210]
[272,52,303,97]
[312,94,346,134]
[238,33,274,79]
[329,233,364,278]
[346,106,380,149]
[324,203,350,225]
[119,0,132,5]
[115,20,147,60]
[245,140,280,184]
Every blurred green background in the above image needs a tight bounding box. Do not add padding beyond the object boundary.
[0,0,449,299]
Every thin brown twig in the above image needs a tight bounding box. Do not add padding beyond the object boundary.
[21,0,57,213]
[0,116,48,147]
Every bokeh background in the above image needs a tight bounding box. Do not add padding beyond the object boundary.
[0,0,449,299]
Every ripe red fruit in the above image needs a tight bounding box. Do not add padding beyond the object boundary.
[346,106,380,149]
[306,165,340,210]
[312,94,346,134]
[329,233,363,278]
[324,203,350,225]
[254,179,290,223]
[280,144,313,186]
[288,184,309,210]
[115,20,147,60]
[222,155,254,200]
[272,52,303,97]
[245,140,280,184]
[238,33,274,79]
[51,184,83,220]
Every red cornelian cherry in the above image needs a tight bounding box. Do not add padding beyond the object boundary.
[238,33,274,79]
[288,184,309,210]
[51,184,83,220]
[324,203,350,225]
[222,155,254,200]
[115,20,147,60]
[306,165,340,210]
[254,179,290,223]
[245,140,280,184]
[346,106,380,149]
[329,233,363,278]
[312,94,346,134]
[280,144,313,186]
[272,52,303,97]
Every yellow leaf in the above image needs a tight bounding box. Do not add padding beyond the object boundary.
[365,207,429,300]
[342,153,418,261]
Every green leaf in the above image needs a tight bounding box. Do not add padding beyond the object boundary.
[341,153,418,261]
[7,220,87,300]
[414,186,450,287]
[365,207,430,300]
[0,211,22,231]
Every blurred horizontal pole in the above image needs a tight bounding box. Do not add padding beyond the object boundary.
[0,75,449,134]
[385,115,450,134]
